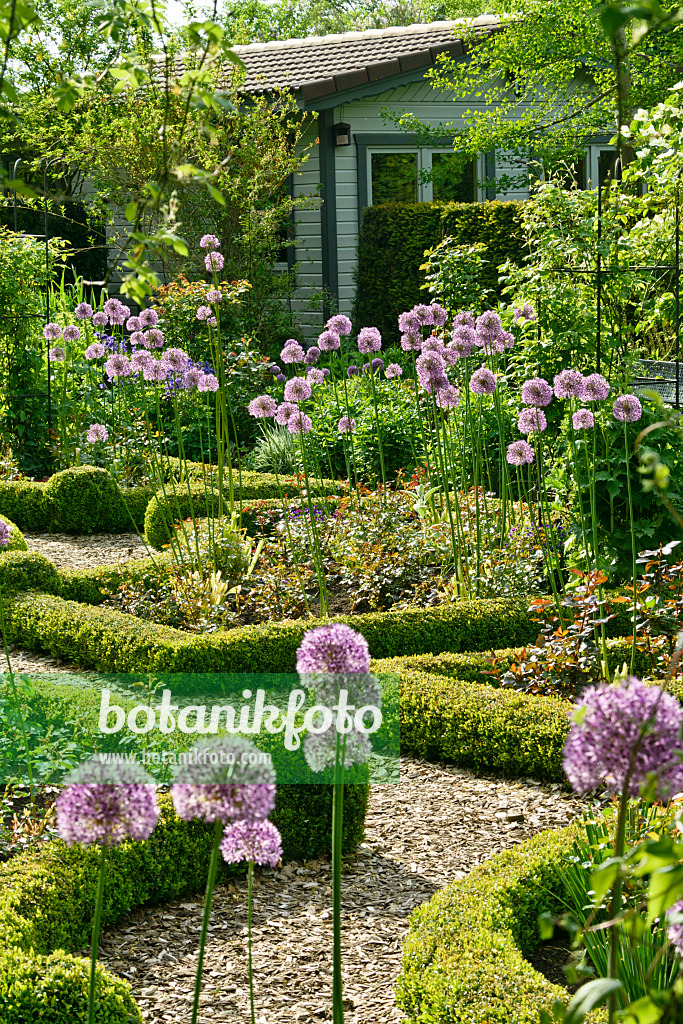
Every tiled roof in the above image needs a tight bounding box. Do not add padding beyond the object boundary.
[230,17,499,100]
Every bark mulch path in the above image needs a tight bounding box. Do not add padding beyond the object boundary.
[24,531,150,570]
[94,758,584,1023]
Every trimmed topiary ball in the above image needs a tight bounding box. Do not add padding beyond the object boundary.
[0,552,63,596]
[0,514,27,553]
[44,466,122,534]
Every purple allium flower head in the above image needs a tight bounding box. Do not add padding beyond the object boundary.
[84,342,105,360]
[347,365,359,377]
[573,408,595,430]
[147,328,165,349]
[283,377,312,403]
[43,323,62,341]
[139,308,159,328]
[421,336,443,356]
[385,363,403,379]
[87,423,109,443]
[318,330,341,352]
[108,312,126,326]
[0,520,11,547]
[161,348,190,373]
[337,415,356,433]
[196,305,212,321]
[62,325,80,343]
[513,303,536,323]
[502,331,515,349]
[470,366,497,396]
[275,401,298,426]
[267,364,281,376]
[276,373,286,383]
[450,325,476,358]
[118,305,131,320]
[220,819,283,868]
[281,341,305,364]
[518,407,547,433]
[584,373,610,402]
[430,303,448,327]
[105,353,132,378]
[197,372,219,393]
[92,311,108,328]
[206,288,222,304]
[297,623,370,675]
[357,327,382,354]
[416,351,448,394]
[554,369,586,401]
[288,411,312,434]
[435,384,460,409]
[400,332,422,352]
[413,303,434,326]
[398,310,421,335]
[326,314,352,336]
[613,394,643,423]
[131,350,152,373]
[130,331,146,349]
[321,367,330,378]
[75,302,93,320]
[183,366,203,391]
[307,367,325,385]
[49,346,65,362]
[205,251,225,272]
[371,357,384,372]
[563,677,683,797]
[362,362,371,374]
[56,759,159,848]
[304,346,320,365]
[103,298,121,317]
[506,440,535,466]
[521,377,553,407]
[475,310,503,337]
[454,311,476,328]
[304,729,373,773]
[200,234,220,250]
[171,736,276,824]
[126,316,142,332]
[667,901,683,959]
[248,394,278,418]
[143,361,169,384]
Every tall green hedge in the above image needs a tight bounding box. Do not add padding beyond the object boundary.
[353,200,526,341]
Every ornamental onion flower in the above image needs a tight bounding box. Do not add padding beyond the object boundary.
[667,901,683,959]
[307,368,325,385]
[521,377,553,408]
[573,408,595,430]
[281,341,305,364]
[506,440,535,465]
[220,820,283,868]
[416,351,448,394]
[206,288,222,303]
[385,363,403,379]
[105,354,132,378]
[357,327,382,354]
[43,323,62,341]
[248,394,278,418]
[513,303,536,322]
[275,401,298,426]
[435,384,460,409]
[56,760,159,847]
[196,306,212,321]
[161,348,190,373]
[518,407,547,433]
[49,346,65,362]
[205,251,224,272]
[430,303,448,327]
[400,332,422,352]
[421,336,443,355]
[326,314,352,336]
[563,677,683,797]
[130,331,145,348]
[171,737,276,824]
[92,312,108,327]
[371,357,384,372]
[297,623,370,676]
[304,346,321,365]
[183,367,203,391]
[613,394,643,422]
[75,302,93,320]
[413,303,434,326]
[347,365,359,377]
[0,520,11,547]
[318,330,340,352]
[283,377,312,403]
[199,234,220,250]
[139,308,159,327]
[584,373,610,402]
[85,343,105,360]
[398,310,421,335]
[470,366,497,396]
[337,415,356,433]
[126,316,142,333]
[554,369,586,401]
[288,411,312,434]
[131,350,152,373]
[143,361,169,384]
[147,328,165,349]
[62,325,80,343]
[453,311,475,328]
[197,372,219,393]
[87,423,109,444]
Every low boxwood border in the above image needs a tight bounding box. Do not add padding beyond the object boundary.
[396,823,604,1023]
[0,788,368,1022]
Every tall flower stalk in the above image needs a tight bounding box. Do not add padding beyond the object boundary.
[613,394,644,672]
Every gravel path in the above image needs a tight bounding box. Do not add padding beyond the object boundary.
[93,758,584,1023]
[24,532,150,570]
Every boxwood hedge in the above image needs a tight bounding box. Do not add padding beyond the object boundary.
[396,823,604,1023]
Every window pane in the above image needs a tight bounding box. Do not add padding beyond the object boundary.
[598,150,617,187]
[371,152,418,204]
[432,153,476,203]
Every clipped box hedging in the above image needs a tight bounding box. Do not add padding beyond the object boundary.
[163,457,342,499]
[5,592,538,678]
[0,786,367,1022]
[0,552,63,597]
[0,513,27,552]
[353,200,526,342]
[396,822,604,1023]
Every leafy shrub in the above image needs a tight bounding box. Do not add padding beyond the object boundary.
[0,552,63,596]
[44,466,126,534]
[0,514,27,553]
[249,424,298,474]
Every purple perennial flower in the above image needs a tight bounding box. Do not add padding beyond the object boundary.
[470,366,497,396]
[573,408,595,430]
[506,440,535,466]
[56,760,159,848]
[283,377,312,403]
[161,348,190,373]
[326,314,352,336]
[613,394,643,423]
[200,234,220,250]
[183,367,203,391]
[521,377,553,408]
[281,341,305,364]
[304,346,320,365]
[416,351,448,394]
[75,302,93,320]
[87,424,109,443]
[400,332,422,352]
[385,363,403,379]
[337,415,356,433]
[84,343,105,360]
[171,737,276,824]
[513,303,536,323]
[43,323,62,341]
[398,310,421,335]
[220,820,283,867]
[143,361,169,384]
[584,373,610,402]
[554,369,586,401]
[196,305,213,321]
[563,677,683,797]
[453,311,475,328]
[667,901,683,959]
[49,347,65,362]
[105,354,132,378]
[347,365,359,377]
[435,384,460,409]
[413,304,434,326]
[0,520,11,547]
[126,316,142,333]
[318,330,340,352]
[205,251,225,272]
[371,358,384,372]
[297,623,370,675]
[62,325,80,343]
[131,351,152,373]
[288,411,312,434]
[92,312,108,328]
[275,401,298,426]
[198,372,219,393]
[248,394,278,418]
[357,327,382,354]
[139,308,159,328]
[430,303,448,327]
[307,367,325,385]
[518,407,547,433]
[206,288,222,304]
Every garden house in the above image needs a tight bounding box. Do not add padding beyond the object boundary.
[231,17,617,338]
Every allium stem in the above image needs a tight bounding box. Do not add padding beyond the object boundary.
[192,820,223,1024]
[623,421,638,673]
[331,736,346,1024]
[87,845,107,1024]
[248,860,256,1024]
[607,784,629,1024]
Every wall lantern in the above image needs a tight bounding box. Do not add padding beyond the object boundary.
[334,122,351,147]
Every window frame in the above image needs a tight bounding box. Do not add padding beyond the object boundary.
[366,146,483,206]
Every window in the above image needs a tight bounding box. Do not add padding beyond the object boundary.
[368,149,480,205]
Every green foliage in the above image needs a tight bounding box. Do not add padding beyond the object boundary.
[249,424,298,474]
[0,552,62,596]
[353,201,525,343]
[4,591,538,676]
[43,465,128,534]
[0,515,27,553]
[395,823,603,1023]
